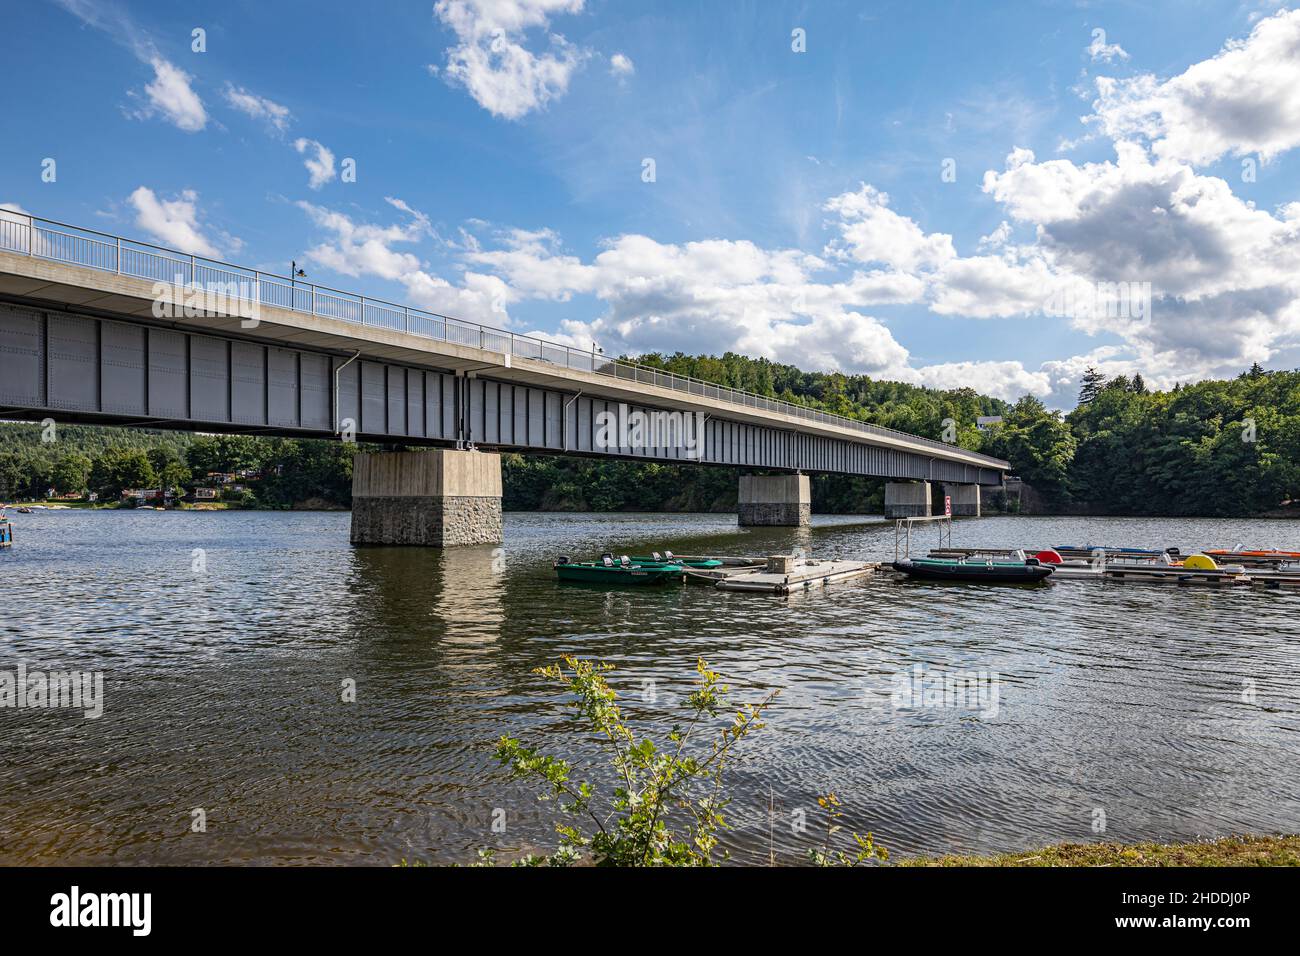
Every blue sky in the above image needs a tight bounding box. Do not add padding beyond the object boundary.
[3,0,1300,407]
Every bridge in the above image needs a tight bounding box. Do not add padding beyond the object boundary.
[0,212,1008,545]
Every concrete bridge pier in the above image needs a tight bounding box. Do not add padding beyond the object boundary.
[941,483,981,517]
[350,449,503,547]
[738,473,811,527]
[884,481,931,519]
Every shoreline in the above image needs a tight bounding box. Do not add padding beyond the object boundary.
[8,502,1300,519]
[900,835,1300,867]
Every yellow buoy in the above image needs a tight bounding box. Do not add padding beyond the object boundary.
[1182,553,1219,570]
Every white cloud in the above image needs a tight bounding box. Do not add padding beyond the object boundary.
[133,57,207,132]
[127,187,224,258]
[223,84,292,132]
[822,185,956,272]
[432,0,590,119]
[462,226,928,377]
[297,197,429,280]
[977,221,1013,250]
[53,0,206,133]
[403,270,513,323]
[294,138,337,190]
[927,250,1071,319]
[1087,31,1129,63]
[979,140,1300,385]
[297,199,509,325]
[983,142,1300,303]
[1090,9,1300,165]
[914,361,1054,401]
[609,52,634,77]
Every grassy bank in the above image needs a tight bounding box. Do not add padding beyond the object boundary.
[900,835,1300,867]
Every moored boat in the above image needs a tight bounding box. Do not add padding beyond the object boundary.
[630,551,723,569]
[1052,544,1172,559]
[1032,550,1102,578]
[554,554,685,585]
[1206,548,1300,568]
[1034,548,1165,578]
[1207,548,1300,558]
[892,556,1054,584]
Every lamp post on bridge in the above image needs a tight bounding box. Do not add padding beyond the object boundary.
[290,260,307,309]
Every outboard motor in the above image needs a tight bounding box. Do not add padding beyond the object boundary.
[555,555,570,565]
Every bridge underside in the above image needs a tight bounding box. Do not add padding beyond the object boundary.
[0,299,1003,487]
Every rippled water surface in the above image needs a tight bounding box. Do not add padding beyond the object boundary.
[2,508,1298,865]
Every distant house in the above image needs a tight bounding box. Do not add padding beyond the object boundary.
[976,416,1004,431]
[121,488,171,503]
[190,487,219,500]
[206,470,262,485]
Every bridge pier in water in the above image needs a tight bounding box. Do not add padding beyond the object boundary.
[350,449,503,547]
[884,481,932,519]
[737,474,811,527]
[942,483,981,517]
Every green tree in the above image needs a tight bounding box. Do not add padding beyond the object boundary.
[984,396,1076,504]
[0,452,30,500]
[50,452,92,496]
[1077,366,1107,405]
[158,460,192,497]
[184,434,265,475]
[90,449,156,499]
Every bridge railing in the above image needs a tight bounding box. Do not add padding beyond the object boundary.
[0,210,1007,467]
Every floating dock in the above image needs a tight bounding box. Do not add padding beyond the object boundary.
[1243,569,1300,588]
[1099,565,1252,586]
[713,555,878,594]
[925,546,1300,588]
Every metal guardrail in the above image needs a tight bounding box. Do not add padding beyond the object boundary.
[0,210,1008,468]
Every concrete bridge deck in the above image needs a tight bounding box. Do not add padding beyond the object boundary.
[0,213,1006,476]
[0,212,1007,542]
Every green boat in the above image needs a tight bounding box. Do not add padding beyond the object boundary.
[554,555,686,585]
[892,556,1054,584]
[631,551,723,570]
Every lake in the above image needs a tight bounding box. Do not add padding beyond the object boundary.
[1,508,1297,865]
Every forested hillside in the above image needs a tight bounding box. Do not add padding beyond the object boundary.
[1053,365,1300,515]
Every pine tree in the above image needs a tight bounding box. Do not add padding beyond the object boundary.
[1077,366,1107,405]
[1249,362,1265,378]
[1130,373,1147,394]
